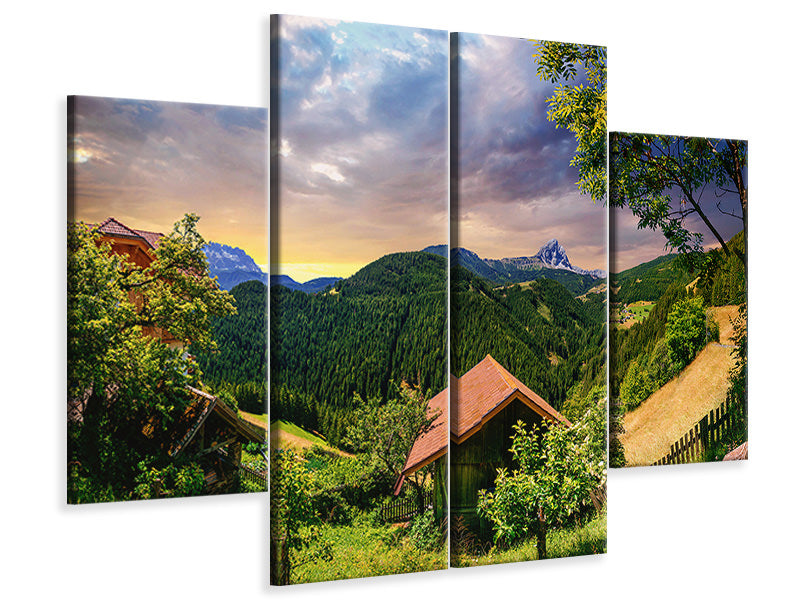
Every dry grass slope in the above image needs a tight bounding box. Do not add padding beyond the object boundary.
[619,305,740,466]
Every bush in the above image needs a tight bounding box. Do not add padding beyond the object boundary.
[665,297,707,368]
[619,356,656,412]
[407,508,442,551]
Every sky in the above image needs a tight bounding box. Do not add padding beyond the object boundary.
[70,96,267,268]
[273,16,448,282]
[454,33,606,272]
[610,137,748,272]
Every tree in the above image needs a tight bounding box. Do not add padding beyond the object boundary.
[477,398,606,558]
[610,133,747,271]
[344,384,440,495]
[664,297,707,368]
[269,448,323,585]
[67,214,236,502]
[533,41,607,203]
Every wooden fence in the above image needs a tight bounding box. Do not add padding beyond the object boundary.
[653,398,733,465]
[382,490,433,522]
[239,463,268,490]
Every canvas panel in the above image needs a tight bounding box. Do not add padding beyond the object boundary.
[450,33,608,565]
[608,132,748,467]
[269,15,449,585]
[67,96,268,503]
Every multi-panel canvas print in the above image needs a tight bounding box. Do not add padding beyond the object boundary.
[67,96,268,503]
[269,15,449,584]
[608,133,748,467]
[450,34,608,565]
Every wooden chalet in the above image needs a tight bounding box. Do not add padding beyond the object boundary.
[168,386,265,493]
[395,355,568,536]
[91,217,180,348]
[451,355,569,538]
[393,385,449,521]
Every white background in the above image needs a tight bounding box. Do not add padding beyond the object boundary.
[2,1,795,598]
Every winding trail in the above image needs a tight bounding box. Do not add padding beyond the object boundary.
[619,305,740,466]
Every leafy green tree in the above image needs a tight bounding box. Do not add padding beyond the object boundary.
[533,41,607,202]
[67,214,235,502]
[477,398,605,558]
[619,356,655,412]
[269,449,324,585]
[664,297,707,368]
[610,133,747,271]
[344,384,440,500]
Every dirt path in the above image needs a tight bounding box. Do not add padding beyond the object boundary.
[620,305,740,466]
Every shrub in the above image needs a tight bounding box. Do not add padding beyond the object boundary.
[665,297,706,368]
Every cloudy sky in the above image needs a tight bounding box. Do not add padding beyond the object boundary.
[454,33,606,272]
[610,136,748,272]
[272,16,448,282]
[70,96,267,267]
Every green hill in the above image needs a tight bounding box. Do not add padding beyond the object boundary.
[193,279,267,413]
[271,251,447,446]
[611,254,692,304]
[451,266,606,411]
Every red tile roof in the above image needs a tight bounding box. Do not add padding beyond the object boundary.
[94,217,163,249]
[399,385,449,478]
[452,355,569,443]
[395,355,569,490]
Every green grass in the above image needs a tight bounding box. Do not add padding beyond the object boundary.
[291,517,447,584]
[271,419,328,445]
[239,409,267,425]
[452,510,606,568]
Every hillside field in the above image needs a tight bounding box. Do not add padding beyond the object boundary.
[619,306,739,465]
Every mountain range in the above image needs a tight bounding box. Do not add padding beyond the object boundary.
[424,240,606,295]
[203,242,268,291]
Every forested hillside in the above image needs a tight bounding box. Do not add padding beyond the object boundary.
[271,252,447,447]
[611,254,691,304]
[451,266,606,413]
[193,279,267,414]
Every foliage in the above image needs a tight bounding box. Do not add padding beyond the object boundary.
[619,356,656,412]
[610,133,747,271]
[133,462,205,499]
[533,41,607,202]
[477,399,605,555]
[697,230,747,306]
[344,384,439,484]
[270,448,324,584]
[67,215,235,502]
[665,297,707,368]
[407,508,443,552]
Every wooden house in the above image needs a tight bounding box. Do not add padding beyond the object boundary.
[395,355,568,536]
[92,217,180,348]
[451,355,569,538]
[167,386,266,493]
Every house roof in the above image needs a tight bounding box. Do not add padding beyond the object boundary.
[451,354,569,444]
[399,386,449,476]
[169,386,263,457]
[394,355,569,493]
[93,217,164,250]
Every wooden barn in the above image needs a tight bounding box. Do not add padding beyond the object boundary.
[394,355,568,537]
[167,386,266,493]
[393,385,449,521]
[451,355,569,539]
